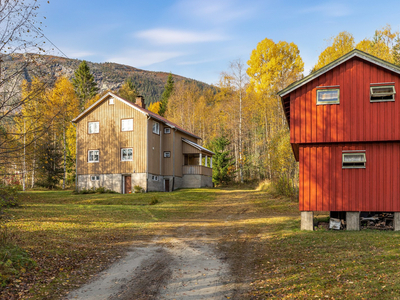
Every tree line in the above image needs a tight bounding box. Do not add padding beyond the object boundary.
[3,23,400,193]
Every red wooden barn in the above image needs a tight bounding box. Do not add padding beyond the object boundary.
[278,49,400,230]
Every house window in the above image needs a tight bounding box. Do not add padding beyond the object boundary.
[121,148,133,161]
[109,98,114,105]
[91,175,100,181]
[316,89,340,105]
[121,119,133,131]
[370,85,395,102]
[342,152,366,169]
[88,150,99,163]
[88,121,99,134]
[151,175,158,181]
[164,128,171,134]
[153,122,160,134]
[164,151,171,158]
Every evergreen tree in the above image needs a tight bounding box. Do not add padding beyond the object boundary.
[210,136,235,185]
[118,78,138,103]
[72,61,99,111]
[159,73,174,117]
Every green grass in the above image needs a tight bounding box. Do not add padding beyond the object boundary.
[1,189,216,299]
[246,193,400,299]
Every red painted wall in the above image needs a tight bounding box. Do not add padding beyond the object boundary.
[299,142,400,212]
[290,57,400,145]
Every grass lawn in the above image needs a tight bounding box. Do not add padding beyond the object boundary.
[244,193,400,299]
[3,187,400,299]
[1,189,216,299]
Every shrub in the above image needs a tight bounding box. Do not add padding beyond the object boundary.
[133,185,143,193]
[0,185,20,208]
[270,177,298,199]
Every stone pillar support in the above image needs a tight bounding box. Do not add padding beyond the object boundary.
[346,212,360,231]
[394,212,400,231]
[301,211,314,231]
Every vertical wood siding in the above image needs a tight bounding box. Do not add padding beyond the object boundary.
[299,142,400,211]
[76,97,147,175]
[290,57,400,144]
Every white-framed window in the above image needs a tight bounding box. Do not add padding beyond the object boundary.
[370,85,395,102]
[88,121,99,134]
[109,98,114,105]
[164,151,171,158]
[121,119,133,131]
[164,127,171,134]
[151,175,159,181]
[121,148,133,161]
[91,175,100,181]
[153,121,160,134]
[88,150,99,163]
[342,152,366,169]
[317,89,340,105]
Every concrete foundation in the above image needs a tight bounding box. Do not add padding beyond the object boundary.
[301,211,314,231]
[78,172,213,193]
[346,212,360,230]
[394,212,400,231]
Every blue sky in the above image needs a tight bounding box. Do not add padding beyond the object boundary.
[38,0,400,85]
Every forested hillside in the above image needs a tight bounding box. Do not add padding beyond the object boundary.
[3,54,212,105]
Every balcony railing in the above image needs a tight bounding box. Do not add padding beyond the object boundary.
[183,165,212,176]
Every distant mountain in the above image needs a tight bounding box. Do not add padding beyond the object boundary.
[3,54,213,106]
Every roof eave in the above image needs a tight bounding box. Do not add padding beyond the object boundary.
[277,49,400,98]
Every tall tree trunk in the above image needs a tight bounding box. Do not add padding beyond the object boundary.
[31,134,36,188]
[63,124,66,190]
[22,120,26,191]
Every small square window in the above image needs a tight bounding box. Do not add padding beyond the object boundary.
[153,122,160,134]
[121,119,133,131]
[164,151,171,158]
[151,175,158,181]
[164,128,171,134]
[88,150,99,163]
[121,148,133,161]
[317,89,340,105]
[91,175,100,181]
[88,121,99,134]
[342,152,366,169]
[109,98,114,105]
[370,85,395,102]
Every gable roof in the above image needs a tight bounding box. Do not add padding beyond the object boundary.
[71,91,201,140]
[182,138,215,155]
[278,49,400,98]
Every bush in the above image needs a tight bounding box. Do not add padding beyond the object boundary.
[270,177,298,199]
[0,185,20,208]
[134,185,143,193]
[74,187,117,194]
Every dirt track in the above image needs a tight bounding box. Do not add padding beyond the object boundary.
[67,189,260,300]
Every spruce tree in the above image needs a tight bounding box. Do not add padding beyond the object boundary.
[159,73,174,117]
[118,78,138,103]
[72,61,99,111]
[210,136,235,185]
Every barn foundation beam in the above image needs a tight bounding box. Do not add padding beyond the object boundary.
[346,212,360,231]
[301,211,314,231]
[394,213,400,231]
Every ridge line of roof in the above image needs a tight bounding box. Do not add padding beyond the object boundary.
[71,92,201,139]
[278,49,400,97]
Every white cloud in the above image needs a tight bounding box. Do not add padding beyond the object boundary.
[107,50,185,67]
[300,2,351,17]
[134,28,228,45]
[178,58,215,66]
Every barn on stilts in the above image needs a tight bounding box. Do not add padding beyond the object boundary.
[278,49,400,230]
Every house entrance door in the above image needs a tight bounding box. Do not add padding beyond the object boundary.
[164,179,170,192]
[124,175,131,194]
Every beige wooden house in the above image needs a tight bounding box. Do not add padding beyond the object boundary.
[71,92,214,193]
